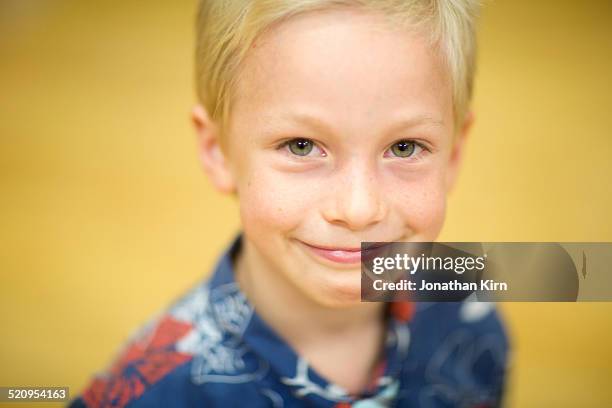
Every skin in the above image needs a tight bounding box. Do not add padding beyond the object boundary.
[193,8,471,395]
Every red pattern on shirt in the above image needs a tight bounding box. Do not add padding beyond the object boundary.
[389,301,415,322]
[82,315,193,408]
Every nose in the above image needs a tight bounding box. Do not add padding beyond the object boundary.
[322,162,387,231]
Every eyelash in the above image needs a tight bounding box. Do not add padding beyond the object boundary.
[277,137,430,160]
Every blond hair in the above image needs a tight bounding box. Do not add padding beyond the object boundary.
[195,0,480,136]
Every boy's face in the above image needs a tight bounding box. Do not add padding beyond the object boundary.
[196,9,469,306]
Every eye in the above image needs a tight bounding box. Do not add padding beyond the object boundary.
[387,140,424,158]
[280,138,326,157]
[288,138,313,156]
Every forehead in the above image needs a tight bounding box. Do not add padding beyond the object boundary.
[230,8,454,137]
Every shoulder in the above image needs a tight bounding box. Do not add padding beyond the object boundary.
[69,281,262,408]
[68,310,196,408]
[68,284,210,408]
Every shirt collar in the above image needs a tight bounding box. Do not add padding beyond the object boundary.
[207,232,412,403]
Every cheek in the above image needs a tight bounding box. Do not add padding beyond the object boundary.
[388,170,447,238]
[236,166,319,236]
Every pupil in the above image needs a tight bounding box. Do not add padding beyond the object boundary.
[297,140,309,149]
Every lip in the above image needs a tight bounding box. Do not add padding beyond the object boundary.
[298,240,391,265]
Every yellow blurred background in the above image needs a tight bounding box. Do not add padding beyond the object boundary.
[1,0,611,406]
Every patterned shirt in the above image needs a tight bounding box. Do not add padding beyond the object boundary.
[68,234,508,407]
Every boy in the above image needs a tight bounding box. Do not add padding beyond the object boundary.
[70,0,508,406]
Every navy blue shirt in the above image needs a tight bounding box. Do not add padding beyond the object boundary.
[69,234,508,407]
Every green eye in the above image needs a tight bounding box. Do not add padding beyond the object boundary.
[287,138,314,156]
[390,140,416,157]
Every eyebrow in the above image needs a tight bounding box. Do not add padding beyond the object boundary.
[265,110,446,137]
[386,115,446,132]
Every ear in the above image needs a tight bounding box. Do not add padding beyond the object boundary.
[191,105,236,194]
[445,111,474,193]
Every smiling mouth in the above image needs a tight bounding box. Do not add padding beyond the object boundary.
[298,241,390,265]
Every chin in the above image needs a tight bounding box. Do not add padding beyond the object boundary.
[309,280,363,307]
[289,251,365,307]
[314,296,362,308]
